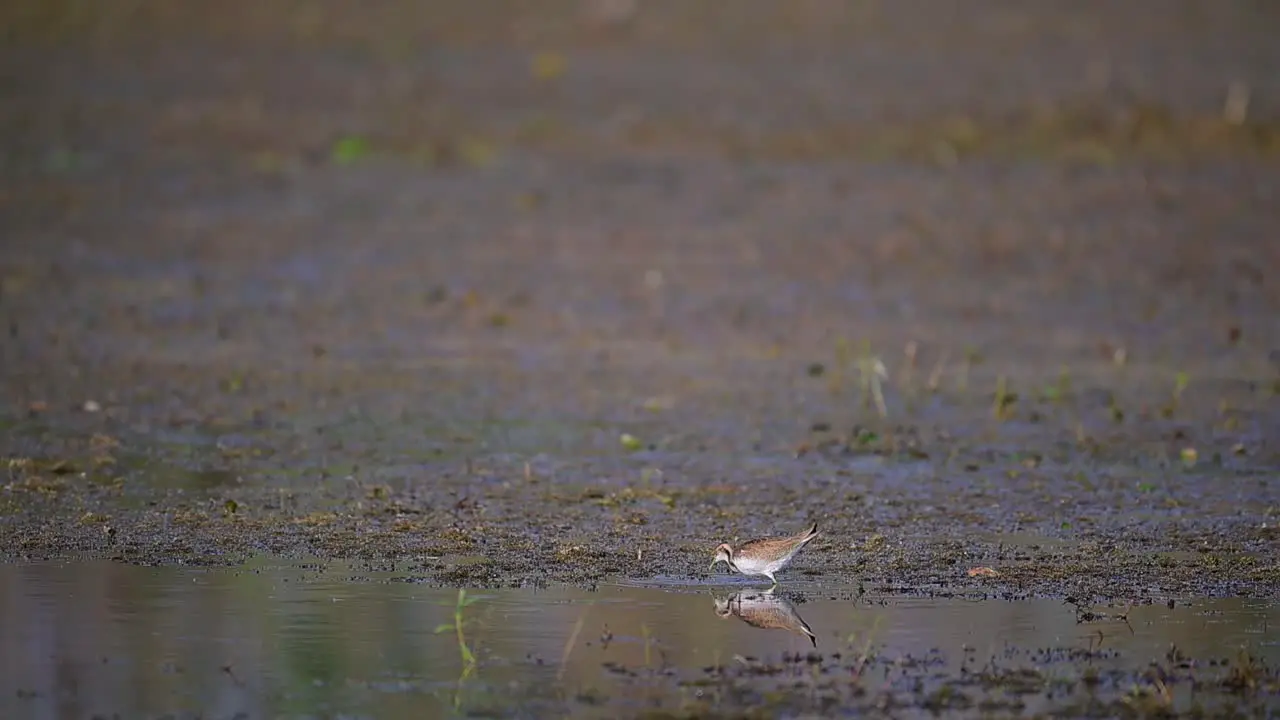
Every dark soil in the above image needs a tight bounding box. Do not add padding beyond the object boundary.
[2,1,1279,605]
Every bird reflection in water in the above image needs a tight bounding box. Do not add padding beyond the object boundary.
[713,588,818,648]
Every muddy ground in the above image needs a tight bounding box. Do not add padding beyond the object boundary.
[1,1,1279,606]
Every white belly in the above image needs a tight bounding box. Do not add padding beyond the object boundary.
[733,554,788,576]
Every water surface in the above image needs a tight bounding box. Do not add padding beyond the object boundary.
[1,560,1276,718]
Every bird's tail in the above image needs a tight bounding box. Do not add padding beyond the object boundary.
[800,521,819,542]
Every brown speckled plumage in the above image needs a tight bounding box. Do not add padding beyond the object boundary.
[714,589,817,647]
[710,521,819,585]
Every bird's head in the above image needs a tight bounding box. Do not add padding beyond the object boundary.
[709,543,734,571]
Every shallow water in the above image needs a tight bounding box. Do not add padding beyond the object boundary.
[1,560,1276,718]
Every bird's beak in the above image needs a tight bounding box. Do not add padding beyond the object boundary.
[708,559,718,571]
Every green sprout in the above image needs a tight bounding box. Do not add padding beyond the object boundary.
[330,135,370,165]
[1162,371,1191,418]
[958,347,979,393]
[1173,371,1190,400]
[435,589,482,672]
[1043,365,1071,402]
[993,375,1017,420]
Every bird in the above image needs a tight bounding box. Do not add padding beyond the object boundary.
[709,521,819,585]
[714,588,818,647]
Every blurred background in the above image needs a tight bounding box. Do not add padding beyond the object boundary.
[3,0,1278,376]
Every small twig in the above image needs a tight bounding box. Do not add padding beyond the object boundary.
[848,615,884,681]
[221,664,244,687]
[900,341,918,388]
[641,624,653,668]
[557,609,588,682]
[857,353,889,418]
[1224,80,1250,125]
[927,349,950,393]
